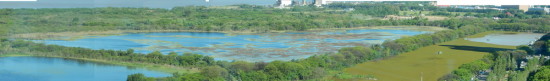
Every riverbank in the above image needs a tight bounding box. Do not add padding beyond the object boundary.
[0,53,197,74]
[340,31,517,81]
[10,26,446,41]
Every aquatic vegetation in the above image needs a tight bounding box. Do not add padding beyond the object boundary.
[36,27,441,62]
[145,35,229,39]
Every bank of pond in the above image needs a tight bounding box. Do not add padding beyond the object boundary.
[0,56,170,81]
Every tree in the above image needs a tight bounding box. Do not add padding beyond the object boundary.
[230,61,254,72]
[0,25,7,39]
[438,74,460,81]
[459,60,490,74]
[179,73,207,81]
[517,45,534,54]
[453,69,473,80]
[530,66,550,81]
[146,51,163,63]
[201,66,229,80]
[127,73,153,81]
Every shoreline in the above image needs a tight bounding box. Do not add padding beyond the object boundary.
[0,53,196,74]
[10,26,447,41]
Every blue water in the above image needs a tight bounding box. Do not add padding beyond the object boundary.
[0,57,170,81]
[35,28,431,61]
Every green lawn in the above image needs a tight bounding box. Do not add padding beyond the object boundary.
[342,31,516,81]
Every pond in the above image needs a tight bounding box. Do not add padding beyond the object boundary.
[466,32,544,46]
[34,27,441,62]
[0,56,170,81]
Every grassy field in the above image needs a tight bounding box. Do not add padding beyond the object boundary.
[341,31,517,81]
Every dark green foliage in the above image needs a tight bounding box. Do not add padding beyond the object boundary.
[530,66,550,81]
[536,33,550,55]
[438,74,461,81]
[175,73,208,81]
[127,73,155,81]
[200,66,229,80]
[453,69,473,80]
[517,45,534,54]
[326,3,400,17]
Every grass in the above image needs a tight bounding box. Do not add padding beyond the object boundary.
[340,31,517,81]
[60,57,198,74]
[0,53,197,74]
[0,53,32,57]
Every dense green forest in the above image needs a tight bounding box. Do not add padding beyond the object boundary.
[1,3,549,35]
[0,2,549,81]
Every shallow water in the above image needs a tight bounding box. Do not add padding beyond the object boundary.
[35,28,433,61]
[466,33,544,46]
[0,57,170,81]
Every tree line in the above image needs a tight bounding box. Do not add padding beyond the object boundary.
[0,3,500,35]
[1,40,217,67]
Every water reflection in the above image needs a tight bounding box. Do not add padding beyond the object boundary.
[0,57,170,81]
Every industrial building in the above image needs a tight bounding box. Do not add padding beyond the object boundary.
[501,5,531,12]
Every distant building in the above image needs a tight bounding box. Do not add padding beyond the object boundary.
[344,8,355,12]
[436,5,451,8]
[277,0,293,7]
[429,1,437,6]
[501,5,531,12]
[314,0,325,7]
[528,7,550,13]
[493,17,500,20]
[519,61,527,69]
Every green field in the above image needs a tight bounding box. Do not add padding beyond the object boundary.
[342,31,516,81]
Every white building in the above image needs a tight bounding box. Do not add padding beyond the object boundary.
[278,0,293,7]
[314,0,326,7]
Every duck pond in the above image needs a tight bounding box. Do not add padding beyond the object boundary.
[0,56,170,81]
[466,32,545,46]
[33,27,445,62]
